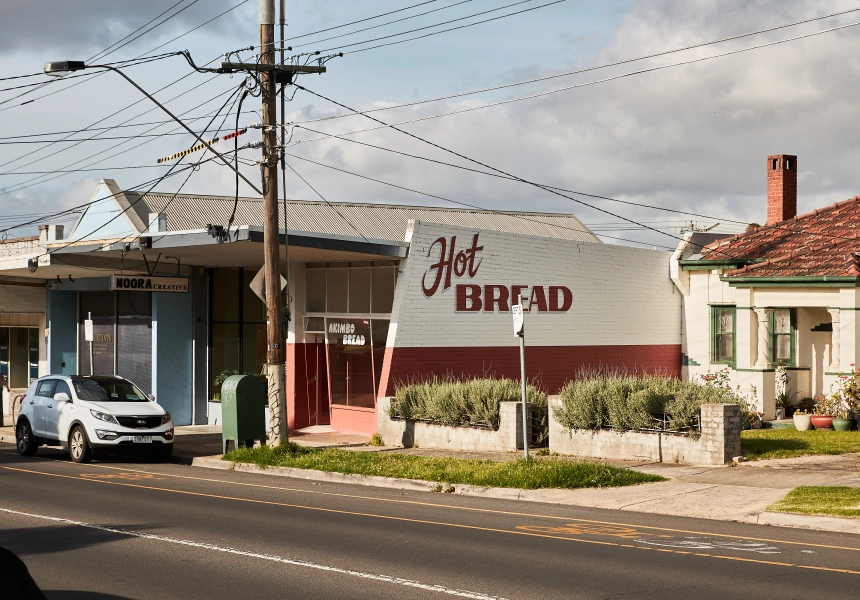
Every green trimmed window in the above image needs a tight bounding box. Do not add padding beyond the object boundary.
[711,306,736,366]
[770,308,796,366]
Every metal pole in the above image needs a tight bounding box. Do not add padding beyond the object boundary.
[261,0,286,446]
[279,0,291,430]
[88,311,94,376]
[519,331,528,459]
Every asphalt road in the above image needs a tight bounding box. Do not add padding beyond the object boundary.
[1,443,859,600]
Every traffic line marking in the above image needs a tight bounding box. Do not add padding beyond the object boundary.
[4,452,860,554]
[0,507,507,600]
[3,464,860,576]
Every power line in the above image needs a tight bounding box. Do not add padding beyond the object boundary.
[290,124,751,225]
[289,16,860,142]
[290,5,860,126]
[44,83,243,254]
[282,151,670,248]
[287,0,443,41]
[317,0,565,55]
[0,111,248,140]
[0,81,237,204]
[0,128,252,145]
[0,145,254,236]
[0,0,248,114]
[295,85,780,257]
[88,0,198,64]
[290,0,476,49]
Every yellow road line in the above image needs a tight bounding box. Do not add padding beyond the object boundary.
[3,450,860,553]
[2,464,860,576]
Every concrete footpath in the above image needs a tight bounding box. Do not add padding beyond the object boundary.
[189,440,860,536]
[3,420,859,535]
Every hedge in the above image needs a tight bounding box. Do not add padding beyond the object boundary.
[390,377,549,444]
[554,371,745,435]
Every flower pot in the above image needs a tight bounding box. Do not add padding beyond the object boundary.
[811,415,834,430]
[774,407,785,420]
[833,418,853,432]
[793,413,813,431]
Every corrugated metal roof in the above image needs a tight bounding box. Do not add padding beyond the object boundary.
[125,191,600,244]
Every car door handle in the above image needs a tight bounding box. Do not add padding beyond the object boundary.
[47,404,53,408]
[29,400,34,404]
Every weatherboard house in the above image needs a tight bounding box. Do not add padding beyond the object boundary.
[0,178,682,432]
[673,155,860,419]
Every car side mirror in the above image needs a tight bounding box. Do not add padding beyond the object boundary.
[54,392,71,402]
[148,394,156,402]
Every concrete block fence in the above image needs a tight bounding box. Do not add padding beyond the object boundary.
[376,397,531,451]
[548,398,742,466]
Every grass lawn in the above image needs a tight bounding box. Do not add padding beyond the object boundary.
[223,443,665,490]
[768,486,860,518]
[741,429,860,461]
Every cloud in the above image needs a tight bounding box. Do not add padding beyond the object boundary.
[276,0,860,247]
[1,0,246,55]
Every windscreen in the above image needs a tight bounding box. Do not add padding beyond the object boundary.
[72,378,148,402]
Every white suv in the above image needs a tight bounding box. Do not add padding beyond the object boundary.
[15,375,174,463]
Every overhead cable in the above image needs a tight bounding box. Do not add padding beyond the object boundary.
[290,5,860,126]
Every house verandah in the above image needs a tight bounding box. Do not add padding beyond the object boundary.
[676,265,858,420]
[672,154,860,420]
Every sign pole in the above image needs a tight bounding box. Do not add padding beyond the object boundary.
[512,303,528,459]
[87,312,94,376]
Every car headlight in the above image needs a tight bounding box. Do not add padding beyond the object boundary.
[90,410,118,424]
[161,412,172,425]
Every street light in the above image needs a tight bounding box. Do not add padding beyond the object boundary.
[43,60,262,196]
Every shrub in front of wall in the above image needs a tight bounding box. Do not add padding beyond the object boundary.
[555,371,741,434]
[390,376,548,437]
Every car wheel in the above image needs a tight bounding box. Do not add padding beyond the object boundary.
[69,426,93,464]
[16,421,37,456]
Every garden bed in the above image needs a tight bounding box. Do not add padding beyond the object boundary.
[223,443,665,490]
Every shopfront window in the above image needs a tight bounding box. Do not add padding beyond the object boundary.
[0,327,39,389]
[305,262,397,315]
[209,268,270,398]
[326,318,378,408]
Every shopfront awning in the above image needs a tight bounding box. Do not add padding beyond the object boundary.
[1,226,408,280]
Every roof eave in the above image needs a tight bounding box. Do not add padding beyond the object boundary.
[720,275,860,288]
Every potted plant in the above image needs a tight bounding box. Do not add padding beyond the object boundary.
[793,409,813,431]
[810,395,834,430]
[774,390,795,420]
[833,410,853,431]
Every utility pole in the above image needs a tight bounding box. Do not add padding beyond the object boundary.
[279,0,292,431]
[260,0,286,446]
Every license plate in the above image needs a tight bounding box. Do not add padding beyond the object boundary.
[133,436,152,444]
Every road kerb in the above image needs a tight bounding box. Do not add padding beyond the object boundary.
[190,456,860,536]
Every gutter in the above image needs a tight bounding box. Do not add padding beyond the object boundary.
[721,275,860,288]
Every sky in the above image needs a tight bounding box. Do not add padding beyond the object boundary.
[2,0,860,249]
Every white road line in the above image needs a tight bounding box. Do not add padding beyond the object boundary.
[0,507,508,600]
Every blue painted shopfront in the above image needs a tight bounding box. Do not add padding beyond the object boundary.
[45,277,199,425]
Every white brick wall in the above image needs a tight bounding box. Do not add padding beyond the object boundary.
[389,222,681,348]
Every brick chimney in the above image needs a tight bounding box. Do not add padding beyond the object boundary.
[767,154,797,225]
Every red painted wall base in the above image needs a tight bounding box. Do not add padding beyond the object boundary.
[379,344,681,397]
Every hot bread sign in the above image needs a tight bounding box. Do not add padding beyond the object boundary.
[421,233,572,312]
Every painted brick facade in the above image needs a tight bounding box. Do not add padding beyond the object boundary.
[379,222,682,397]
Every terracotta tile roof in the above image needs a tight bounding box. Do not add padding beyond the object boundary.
[699,196,860,278]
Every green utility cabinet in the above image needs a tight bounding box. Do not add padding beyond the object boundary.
[221,374,267,453]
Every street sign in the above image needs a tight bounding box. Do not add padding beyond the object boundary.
[249,266,288,304]
[512,304,524,337]
[84,319,93,342]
